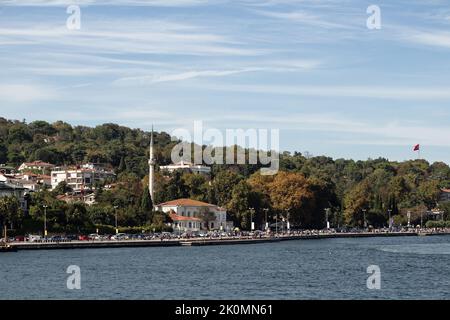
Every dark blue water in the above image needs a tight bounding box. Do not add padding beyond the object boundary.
[1,236,449,299]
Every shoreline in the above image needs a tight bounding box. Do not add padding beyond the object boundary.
[4,231,450,251]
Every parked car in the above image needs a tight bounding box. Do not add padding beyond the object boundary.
[78,235,89,241]
[28,235,42,242]
[15,235,25,242]
[88,233,100,240]
[50,235,63,242]
[111,233,128,240]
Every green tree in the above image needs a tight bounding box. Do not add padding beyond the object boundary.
[0,196,22,230]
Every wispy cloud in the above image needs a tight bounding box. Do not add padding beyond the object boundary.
[198,84,450,100]
[113,68,261,85]
[406,30,450,49]
[0,19,263,57]
[0,84,58,102]
[1,0,208,7]
[253,9,354,29]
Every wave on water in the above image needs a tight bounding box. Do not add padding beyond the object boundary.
[377,244,450,255]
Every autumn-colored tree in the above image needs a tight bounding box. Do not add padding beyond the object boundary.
[267,172,315,227]
[344,180,371,226]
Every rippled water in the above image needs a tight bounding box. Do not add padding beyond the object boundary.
[1,235,449,299]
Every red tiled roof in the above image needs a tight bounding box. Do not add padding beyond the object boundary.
[157,198,216,207]
[23,161,54,167]
[22,171,38,177]
[169,212,202,222]
[442,189,450,193]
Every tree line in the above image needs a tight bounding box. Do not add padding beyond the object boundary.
[1,117,450,234]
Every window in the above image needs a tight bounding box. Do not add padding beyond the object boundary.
[188,222,192,228]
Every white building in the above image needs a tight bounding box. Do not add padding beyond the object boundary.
[18,161,55,173]
[11,172,51,191]
[51,163,115,193]
[155,198,227,232]
[56,193,96,206]
[0,181,27,211]
[160,161,211,175]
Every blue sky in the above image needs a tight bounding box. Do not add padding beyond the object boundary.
[1,0,450,163]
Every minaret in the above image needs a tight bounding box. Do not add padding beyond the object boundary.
[149,126,155,204]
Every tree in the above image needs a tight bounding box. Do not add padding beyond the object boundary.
[344,180,371,226]
[228,181,253,229]
[198,207,215,230]
[182,173,209,201]
[418,180,441,210]
[211,170,242,206]
[52,181,72,196]
[65,202,90,233]
[0,196,22,230]
[140,186,153,223]
[267,172,315,227]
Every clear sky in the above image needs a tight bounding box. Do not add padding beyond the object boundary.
[1,0,450,163]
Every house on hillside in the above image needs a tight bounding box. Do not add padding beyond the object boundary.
[51,163,115,193]
[155,198,228,232]
[160,161,211,175]
[18,161,55,173]
[0,181,28,211]
[56,193,96,206]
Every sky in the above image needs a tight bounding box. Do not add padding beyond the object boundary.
[1,0,450,163]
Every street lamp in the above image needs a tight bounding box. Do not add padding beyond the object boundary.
[43,205,48,238]
[324,208,330,230]
[274,214,278,236]
[114,205,119,234]
[407,211,411,228]
[263,208,269,231]
[362,209,367,230]
[420,211,423,229]
[249,207,255,231]
[388,209,392,231]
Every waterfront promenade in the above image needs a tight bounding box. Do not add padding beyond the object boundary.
[5,229,450,251]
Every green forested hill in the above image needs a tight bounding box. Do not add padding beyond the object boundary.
[1,117,450,232]
[0,117,175,177]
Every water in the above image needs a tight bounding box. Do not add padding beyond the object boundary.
[1,235,449,299]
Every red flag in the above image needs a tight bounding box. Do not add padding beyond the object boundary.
[413,144,420,151]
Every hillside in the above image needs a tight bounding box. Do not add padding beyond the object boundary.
[1,117,450,233]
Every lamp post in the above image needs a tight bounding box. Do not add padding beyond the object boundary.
[324,208,330,230]
[249,207,255,231]
[388,209,392,231]
[43,205,48,238]
[407,211,411,228]
[421,211,423,229]
[275,214,278,236]
[114,205,119,234]
[263,208,269,231]
[362,209,367,230]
